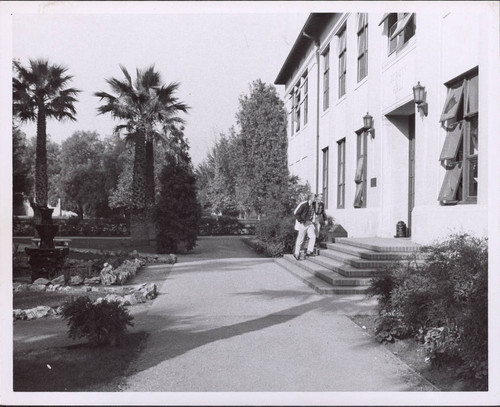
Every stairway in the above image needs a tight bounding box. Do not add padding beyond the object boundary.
[275,237,422,295]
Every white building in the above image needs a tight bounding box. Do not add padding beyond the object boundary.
[275,8,499,244]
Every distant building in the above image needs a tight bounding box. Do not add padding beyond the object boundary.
[275,10,499,244]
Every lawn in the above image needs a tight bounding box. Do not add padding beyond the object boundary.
[14,331,147,392]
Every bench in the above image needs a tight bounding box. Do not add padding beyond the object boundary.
[31,238,72,248]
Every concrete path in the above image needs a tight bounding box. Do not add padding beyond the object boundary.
[122,236,437,392]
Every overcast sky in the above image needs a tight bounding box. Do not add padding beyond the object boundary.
[11,5,310,165]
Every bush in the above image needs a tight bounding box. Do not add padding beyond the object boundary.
[198,215,247,236]
[254,215,296,257]
[367,233,488,389]
[61,296,134,346]
[13,216,129,237]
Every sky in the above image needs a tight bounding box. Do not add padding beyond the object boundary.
[10,4,310,166]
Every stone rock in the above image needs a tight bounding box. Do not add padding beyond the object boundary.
[97,293,126,305]
[25,306,52,320]
[137,283,157,300]
[81,286,91,292]
[123,293,142,305]
[86,260,95,274]
[32,278,51,286]
[169,254,177,264]
[13,284,29,292]
[69,275,84,286]
[130,250,139,258]
[51,275,66,285]
[100,270,117,286]
[84,276,101,285]
[13,309,26,320]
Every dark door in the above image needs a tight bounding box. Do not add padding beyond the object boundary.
[408,114,416,237]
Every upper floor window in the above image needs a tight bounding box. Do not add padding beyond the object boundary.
[300,71,308,125]
[338,27,347,98]
[357,13,368,81]
[382,13,415,55]
[438,69,479,205]
[323,47,330,110]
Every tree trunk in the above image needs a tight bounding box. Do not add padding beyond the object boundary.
[132,132,147,211]
[35,105,48,207]
[145,138,155,206]
[130,131,152,248]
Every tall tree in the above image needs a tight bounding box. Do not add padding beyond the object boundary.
[13,59,80,217]
[58,131,109,219]
[235,79,289,216]
[95,65,188,245]
[13,125,32,215]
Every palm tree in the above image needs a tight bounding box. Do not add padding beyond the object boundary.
[95,65,188,244]
[13,59,80,220]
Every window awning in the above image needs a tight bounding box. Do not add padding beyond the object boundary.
[438,162,463,202]
[440,80,464,122]
[353,183,363,208]
[439,122,463,161]
[389,13,413,40]
[378,13,390,26]
[354,156,364,183]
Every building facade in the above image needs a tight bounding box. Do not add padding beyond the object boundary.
[275,9,499,244]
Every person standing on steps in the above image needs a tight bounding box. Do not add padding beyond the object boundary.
[293,193,317,261]
[313,193,327,245]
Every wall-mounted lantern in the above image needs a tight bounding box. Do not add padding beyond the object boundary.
[363,112,375,137]
[413,81,428,116]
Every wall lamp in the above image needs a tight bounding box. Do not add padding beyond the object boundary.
[363,112,375,137]
[413,81,428,116]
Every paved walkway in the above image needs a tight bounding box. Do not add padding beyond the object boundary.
[122,236,437,392]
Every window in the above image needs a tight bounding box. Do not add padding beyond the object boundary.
[354,130,367,208]
[323,47,330,110]
[337,139,346,208]
[383,13,415,55]
[338,27,347,98]
[357,13,368,81]
[294,84,301,132]
[322,147,329,208]
[438,69,478,204]
[300,71,308,125]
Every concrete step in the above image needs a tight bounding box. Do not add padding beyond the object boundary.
[282,255,372,287]
[307,254,379,278]
[320,248,402,269]
[325,242,422,261]
[275,257,369,295]
[334,237,421,253]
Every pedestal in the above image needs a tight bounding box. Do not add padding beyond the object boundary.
[25,247,69,282]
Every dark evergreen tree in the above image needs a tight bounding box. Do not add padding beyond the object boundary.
[156,127,200,253]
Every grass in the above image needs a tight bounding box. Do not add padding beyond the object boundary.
[350,314,474,391]
[14,331,147,392]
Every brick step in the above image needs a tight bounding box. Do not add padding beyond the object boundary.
[320,249,403,269]
[324,242,423,261]
[335,237,421,253]
[276,257,369,295]
[283,255,372,286]
[307,254,379,278]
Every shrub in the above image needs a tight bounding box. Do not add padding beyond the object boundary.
[61,296,134,346]
[366,233,488,389]
[254,215,296,257]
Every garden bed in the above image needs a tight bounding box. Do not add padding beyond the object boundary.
[350,315,476,391]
